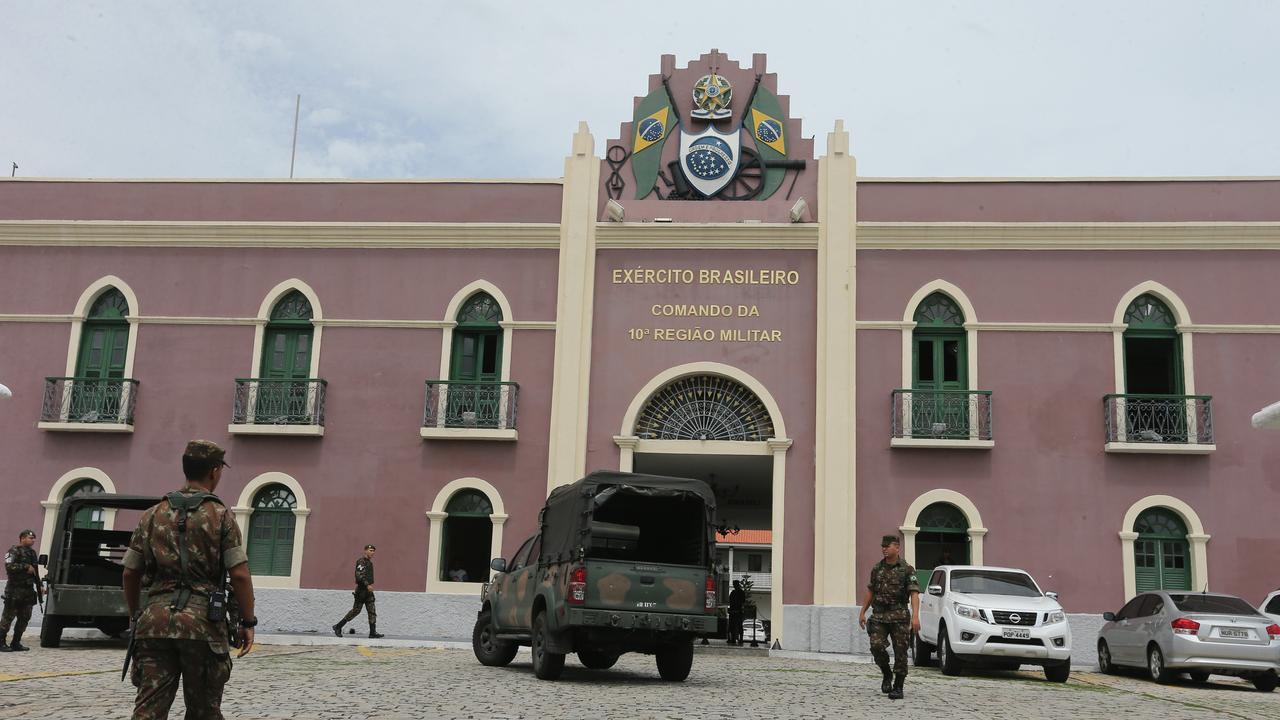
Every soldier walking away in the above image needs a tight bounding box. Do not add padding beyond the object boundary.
[1,529,43,651]
[858,534,920,700]
[727,580,745,646]
[333,544,383,638]
[121,440,257,720]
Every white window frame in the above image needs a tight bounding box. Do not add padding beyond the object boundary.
[231,472,311,589]
[425,477,508,594]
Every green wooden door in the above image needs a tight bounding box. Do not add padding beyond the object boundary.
[447,292,504,427]
[1134,508,1191,591]
[911,293,968,438]
[1122,294,1187,441]
[73,290,131,421]
[247,486,297,576]
[66,479,106,530]
[257,291,315,422]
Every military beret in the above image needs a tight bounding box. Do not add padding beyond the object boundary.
[881,534,901,547]
[184,439,229,467]
[364,544,377,550]
[19,529,35,539]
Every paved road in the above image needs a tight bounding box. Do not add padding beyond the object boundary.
[0,640,1274,719]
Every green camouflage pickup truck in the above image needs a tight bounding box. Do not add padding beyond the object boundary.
[472,471,719,681]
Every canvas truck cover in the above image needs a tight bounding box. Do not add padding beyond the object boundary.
[538,471,717,565]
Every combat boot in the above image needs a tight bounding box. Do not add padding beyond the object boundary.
[880,667,893,693]
[10,641,29,652]
[0,643,10,652]
[368,626,384,639]
[888,674,905,700]
[332,623,343,638]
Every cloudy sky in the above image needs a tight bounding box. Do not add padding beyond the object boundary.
[3,1,1277,179]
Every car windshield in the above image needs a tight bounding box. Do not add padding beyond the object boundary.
[1169,594,1260,616]
[950,570,1041,597]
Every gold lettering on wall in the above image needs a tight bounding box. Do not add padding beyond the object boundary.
[615,267,797,344]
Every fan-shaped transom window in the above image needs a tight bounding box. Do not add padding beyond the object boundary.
[634,375,774,441]
[913,292,964,327]
[270,291,313,323]
[248,485,297,577]
[445,489,493,516]
[1135,508,1187,537]
[918,502,968,532]
[457,293,502,325]
[88,289,130,320]
[1124,294,1175,330]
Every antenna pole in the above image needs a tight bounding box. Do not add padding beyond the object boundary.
[289,94,301,179]
[10,162,15,178]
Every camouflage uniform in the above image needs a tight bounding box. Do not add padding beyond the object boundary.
[335,555,377,635]
[1,543,39,649]
[867,558,920,677]
[122,483,247,720]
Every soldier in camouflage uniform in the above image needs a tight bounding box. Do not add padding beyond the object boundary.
[122,440,258,720]
[333,544,383,638]
[858,534,920,700]
[1,529,42,651]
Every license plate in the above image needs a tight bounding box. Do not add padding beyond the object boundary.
[1220,628,1250,639]
[1002,627,1031,640]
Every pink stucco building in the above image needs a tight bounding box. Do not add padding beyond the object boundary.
[2,51,1277,651]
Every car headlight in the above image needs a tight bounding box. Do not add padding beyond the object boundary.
[954,603,985,622]
[1046,610,1066,624]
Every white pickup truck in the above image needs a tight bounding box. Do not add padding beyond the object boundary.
[914,565,1072,682]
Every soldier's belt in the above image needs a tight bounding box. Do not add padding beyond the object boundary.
[145,591,211,609]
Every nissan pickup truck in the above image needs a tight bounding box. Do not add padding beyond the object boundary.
[471,471,719,681]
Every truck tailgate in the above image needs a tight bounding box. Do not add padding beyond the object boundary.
[584,560,706,614]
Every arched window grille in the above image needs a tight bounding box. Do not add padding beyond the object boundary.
[633,375,774,441]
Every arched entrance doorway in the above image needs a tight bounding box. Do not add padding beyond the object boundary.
[912,502,970,588]
[616,363,791,644]
[1134,507,1191,592]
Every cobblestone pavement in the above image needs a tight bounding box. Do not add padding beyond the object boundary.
[0,640,1275,719]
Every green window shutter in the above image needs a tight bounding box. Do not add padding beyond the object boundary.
[1159,541,1191,590]
[66,479,106,530]
[1134,539,1160,593]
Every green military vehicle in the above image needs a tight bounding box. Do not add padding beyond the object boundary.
[472,471,719,681]
[39,493,160,647]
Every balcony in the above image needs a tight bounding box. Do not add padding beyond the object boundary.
[228,378,327,436]
[1104,394,1214,454]
[38,377,139,432]
[421,380,519,441]
[891,389,993,449]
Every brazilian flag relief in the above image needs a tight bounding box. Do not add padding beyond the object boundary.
[631,88,676,199]
[743,86,788,200]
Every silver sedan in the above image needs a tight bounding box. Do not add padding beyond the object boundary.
[1097,591,1280,692]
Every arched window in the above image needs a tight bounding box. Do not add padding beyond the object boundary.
[445,293,504,428]
[66,478,105,530]
[911,293,968,437]
[247,485,298,577]
[633,374,774,441]
[72,289,131,421]
[1119,294,1189,442]
[1134,508,1190,592]
[440,490,493,582]
[913,502,969,588]
[257,291,315,423]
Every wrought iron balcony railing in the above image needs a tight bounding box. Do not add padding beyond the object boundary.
[232,378,327,426]
[1104,394,1213,445]
[423,381,518,430]
[891,389,993,441]
[41,377,139,425]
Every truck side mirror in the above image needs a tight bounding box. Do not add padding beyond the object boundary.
[1102,611,1116,621]
[490,558,507,573]
[927,584,943,596]
[1045,591,1059,600]
[38,554,48,566]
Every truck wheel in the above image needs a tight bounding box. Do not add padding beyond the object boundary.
[656,641,694,682]
[938,623,963,676]
[913,633,933,667]
[531,611,565,680]
[39,617,63,648]
[577,649,618,670]
[96,618,130,639]
[472,610,518,667]
[1044,660,1070,683]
